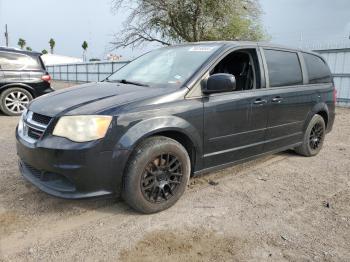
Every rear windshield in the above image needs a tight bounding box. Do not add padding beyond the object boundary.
[303,53,332,84]
[0,51,43,71]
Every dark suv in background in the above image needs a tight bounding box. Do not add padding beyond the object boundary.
[0,47,53,116]
[16,42,335,213]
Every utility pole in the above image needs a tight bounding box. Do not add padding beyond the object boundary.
[299,32,303,49]
[4,24,9,47]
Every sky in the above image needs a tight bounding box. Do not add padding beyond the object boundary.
[0,0,350,60]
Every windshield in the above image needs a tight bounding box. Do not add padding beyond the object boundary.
[106,45,221,87]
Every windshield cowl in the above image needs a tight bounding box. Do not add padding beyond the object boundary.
[106,79,149,87]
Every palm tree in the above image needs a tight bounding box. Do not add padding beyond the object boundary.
[82,41,88,62]
[49,38,56,54]
[17,38,26,50]
[41,49,48,54]
[26,47,32,51]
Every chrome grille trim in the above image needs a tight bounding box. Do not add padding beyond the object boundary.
[19,111,51,143]
[26,111,50,129]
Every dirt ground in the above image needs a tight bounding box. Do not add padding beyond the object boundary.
[0,82,349,261]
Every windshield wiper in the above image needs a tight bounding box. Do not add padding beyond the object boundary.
[109,79,149,87]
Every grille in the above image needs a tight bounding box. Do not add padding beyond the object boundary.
[22,162,42,179]
[21,161,76,192]
[28,127,43,140]
[32,113,52,125]
[21,111,52,142]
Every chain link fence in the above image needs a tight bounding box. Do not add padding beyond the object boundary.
[315,48,350,106]
[46,61,129,83]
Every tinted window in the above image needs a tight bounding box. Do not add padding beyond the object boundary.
[303,53,332,84]
[211,49,260,91]
[0,52,42,71]
[264,49,303,87]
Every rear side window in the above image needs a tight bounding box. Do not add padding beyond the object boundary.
[0,52,42,71]
[264,49,303,87]
[303,53,332,84]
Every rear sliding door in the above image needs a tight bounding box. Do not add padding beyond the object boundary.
[261,48,316,152]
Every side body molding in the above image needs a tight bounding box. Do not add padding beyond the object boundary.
[0,83,36,96]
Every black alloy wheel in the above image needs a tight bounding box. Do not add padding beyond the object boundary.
[140,153,183,203]
[122,136,191,214]
[295,114,326,157]
[309,122,324,150]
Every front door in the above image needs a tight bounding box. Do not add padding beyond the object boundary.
[202,48,269,168]
[203,90,269,168]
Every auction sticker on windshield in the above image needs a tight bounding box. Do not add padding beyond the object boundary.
[188,46,217,52]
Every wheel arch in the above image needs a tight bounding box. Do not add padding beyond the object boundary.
[304,102,329,132]
[317,110,328,128]
[114,116,203,176]
[0,83,36,98]
[148,130,197,174]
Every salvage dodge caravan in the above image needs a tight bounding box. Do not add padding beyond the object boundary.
[16,42,335,213]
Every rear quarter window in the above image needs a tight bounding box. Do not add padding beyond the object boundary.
[264,49,303,87]
[0,51,42,71]
[303,53,332,84]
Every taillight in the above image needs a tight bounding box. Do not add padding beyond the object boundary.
[41,74,51,83]
[333,87,337,105]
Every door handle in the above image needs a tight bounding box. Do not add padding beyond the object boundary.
[253,99,267,105]
[272,97,283,103]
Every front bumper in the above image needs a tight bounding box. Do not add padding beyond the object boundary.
[16,133,127,199]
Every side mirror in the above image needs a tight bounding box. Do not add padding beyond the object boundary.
[202,73,236,94]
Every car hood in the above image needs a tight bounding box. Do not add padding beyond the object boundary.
[29,82,176,117]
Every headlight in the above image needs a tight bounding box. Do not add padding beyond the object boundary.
[53,115,112,142]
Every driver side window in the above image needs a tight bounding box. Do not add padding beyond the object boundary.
[210,49,260,91]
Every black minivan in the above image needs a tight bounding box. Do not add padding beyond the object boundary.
[0,47,53,116]
[16,42,335,213]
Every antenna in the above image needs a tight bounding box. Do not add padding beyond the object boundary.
[5,24,9,47]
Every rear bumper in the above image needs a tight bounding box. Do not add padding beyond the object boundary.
[16,133,129,199]
[35,85,55,97]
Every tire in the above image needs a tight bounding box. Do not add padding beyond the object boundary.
[0,88,33,116]
[295,114,326,157]
[122,136,191,214]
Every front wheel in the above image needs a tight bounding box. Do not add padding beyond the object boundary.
[295,114,326,157]
[122,136,191,214]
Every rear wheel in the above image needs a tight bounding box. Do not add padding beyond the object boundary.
[295,114,326,157]
[122,136,191,214]
[0,88,32,116]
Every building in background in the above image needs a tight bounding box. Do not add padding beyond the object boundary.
[106,53,123,61]
[41,54,82,66]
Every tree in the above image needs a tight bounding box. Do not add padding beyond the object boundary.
[49,38,56,54]
[26,47,32,51]
[42,49,48,54]
[17,38,26,50]
[82,41,88,61]
[111,0,267,49]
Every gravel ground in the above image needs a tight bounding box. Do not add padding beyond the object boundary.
[51,80,84,90]
[0,82,349,261]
